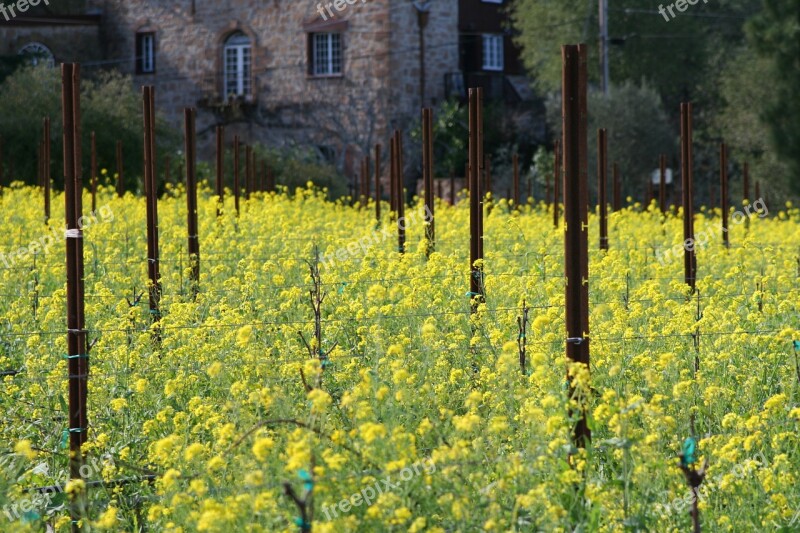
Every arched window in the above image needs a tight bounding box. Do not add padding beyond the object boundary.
[18,42,55,67]
[223,32,252,98]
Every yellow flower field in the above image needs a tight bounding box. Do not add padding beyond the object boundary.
[1,182,799,532]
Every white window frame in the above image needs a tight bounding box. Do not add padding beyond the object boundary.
[224,33,252,98]
[482,34,504,72]
[311,32,342,77]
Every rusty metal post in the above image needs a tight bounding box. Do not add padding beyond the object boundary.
[395,130,406,253]
[90,132,97,213]
[512,153,519,209]
[215,126,224,217]
[143,86,162,329]
[476,88,484,260]
[720,142,729,248]
[43,117,51,223]
[659,154,667,214]
[115,141,123,197]
[360,157,367,207]
[612,162,621,211]
[245,144,252,200]
[374,143,381,223]
[184,108,200,297]
[484,156,492,218]
[449,172,455,205]
[598,128,608,250]
[680,102,697,291]
[62,63,88,533]
[233,135,240,215]
[743,161,750,203]
[364,154,370,200]
[468,88,484,308]
[389,137,397,216]
[562,44,590,448]
[422,108,435,256]
[553,139,561,228]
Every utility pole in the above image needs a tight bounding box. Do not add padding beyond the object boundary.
[599,0,609,96]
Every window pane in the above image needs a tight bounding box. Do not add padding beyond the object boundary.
[241,46,252,95]
[142,35,154,73]
[225,48,238,95]
[312,33,341,76]
[330,33,342,74]
[314,33,328,75]
[223,32,252,97]
[482,34,503,71]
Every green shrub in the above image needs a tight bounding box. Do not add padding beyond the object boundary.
[0,65,178,192]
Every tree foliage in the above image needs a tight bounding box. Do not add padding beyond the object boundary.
[746,0,800,192]
[0,65,178,192]
[546,81,674,201]
[511,0,758,111]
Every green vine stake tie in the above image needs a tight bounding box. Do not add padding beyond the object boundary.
[793,340,800,351]
[298,469,313,493]
[681,436,697,467]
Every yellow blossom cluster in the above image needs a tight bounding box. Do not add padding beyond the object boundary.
[0,183,798,531]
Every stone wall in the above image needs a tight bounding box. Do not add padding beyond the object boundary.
[96,0,458,175]
[1,0,461,180]
[0,19,102,65]
[388,0,459,127]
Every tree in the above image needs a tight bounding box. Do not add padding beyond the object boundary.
[510,0,760,112]
[545,81,675,202]
[0,65,178,191]
[746,0,800,192]
[711,46,791,200]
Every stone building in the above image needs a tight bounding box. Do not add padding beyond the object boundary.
[96,0,461,174]
[0,8,103,72]
[2,0,532,177]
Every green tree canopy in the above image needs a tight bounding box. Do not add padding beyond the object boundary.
[0,65,178,192]
[746,0,800,192]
